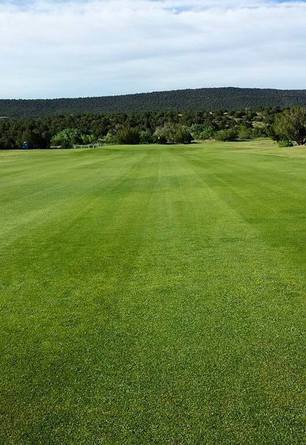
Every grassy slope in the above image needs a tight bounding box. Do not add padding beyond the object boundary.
[0,140,305,444]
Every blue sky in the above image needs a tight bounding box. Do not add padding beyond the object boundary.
[0,0,306,98]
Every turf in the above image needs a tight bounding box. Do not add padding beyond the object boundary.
[0,140,305,444]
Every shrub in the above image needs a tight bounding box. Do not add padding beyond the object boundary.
[81,133,96,145]
[253,124,269,138]
[51,128,82,148]
[103,132,117,145]
[116,127,140,145]
[139,130,154,144]
[273,107,306,146]
[238,125,253,140]
[173,126,193,144]
[199,127,215,140]
[278,139,293,147]
[190,124,214,140]
[0,136,17,150]
[21,129,51,149]
[154,124,192,144]
[215,128,238,142]
[153,127,169,144]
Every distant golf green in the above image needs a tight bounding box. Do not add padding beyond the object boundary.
[0,140,305,444]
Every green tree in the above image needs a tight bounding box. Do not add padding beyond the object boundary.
[153,126,169,144]
[20,128,51,149]
[238,125,253,140]
[139,130,154,144]
[153,124,192,144]
[51,128,82,148]
[190,124,215,140]
[199,127,215,140]
[81,133,96,145]
[103,131,116,145]
[273,108,306,146]
[173,126,192,144]
[215,128,238,142]
[116,127,140,145]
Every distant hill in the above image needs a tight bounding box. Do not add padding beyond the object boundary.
[1,87,306,118]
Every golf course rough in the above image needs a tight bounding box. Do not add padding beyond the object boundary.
[0,140,305,444]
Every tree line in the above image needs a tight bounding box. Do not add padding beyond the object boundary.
[1,87,306,118]
[0,107,305,149]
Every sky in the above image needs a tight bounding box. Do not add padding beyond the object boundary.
[0,0,305,99]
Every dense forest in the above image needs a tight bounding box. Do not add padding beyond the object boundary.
[1,88,306,118]
[0,108,284,149]
[1,106,305,149]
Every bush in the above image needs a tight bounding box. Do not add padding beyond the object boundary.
[278,139,293,147]
[154,124,192,144]
[81,133,96,145]
[173,126,193,144]
[139,130,154,144]
[0,136,17,150]
[116,127,140,145]
[190,124,214,140]
[21,129,51,149]
[253,125,269,138]
[153,127,169,144]
[103,132,117,145]
[273,107,306,146]
[51,128,82,148]
[215,128,238,142]
[238,125,253,140]
[199,127,215,140]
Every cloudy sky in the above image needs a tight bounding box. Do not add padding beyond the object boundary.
[0,0,305,98]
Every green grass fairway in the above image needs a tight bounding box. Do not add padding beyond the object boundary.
[1,140,305,444]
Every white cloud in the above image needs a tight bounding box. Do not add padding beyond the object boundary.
[0,0,306,98]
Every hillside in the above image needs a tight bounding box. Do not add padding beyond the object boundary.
[1,87,306,118]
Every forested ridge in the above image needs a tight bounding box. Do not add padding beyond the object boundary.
[2,87,306,118]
